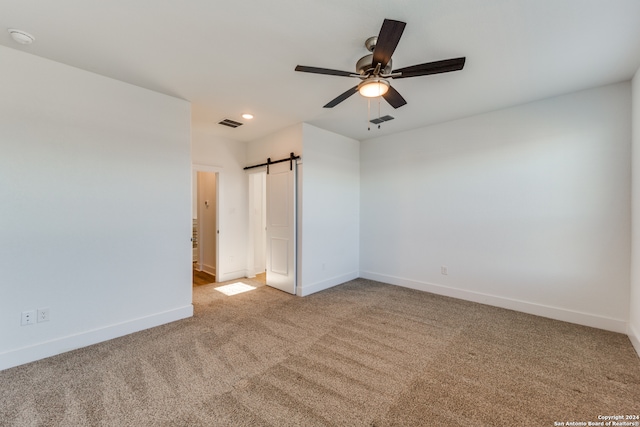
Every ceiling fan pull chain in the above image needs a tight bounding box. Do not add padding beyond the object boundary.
[378,98,381,129]
[367,98,371,131]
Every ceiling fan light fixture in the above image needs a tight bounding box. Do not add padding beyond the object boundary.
[358,79,389,98]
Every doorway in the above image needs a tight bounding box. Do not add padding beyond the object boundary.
[248,171,267,283]
[192,165,220,286]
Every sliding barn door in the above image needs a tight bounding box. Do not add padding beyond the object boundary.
[266,161,297,294]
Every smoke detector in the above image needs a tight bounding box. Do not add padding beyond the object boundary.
[8,29,35,45]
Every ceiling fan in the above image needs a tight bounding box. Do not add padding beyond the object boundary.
[295,19,466,109]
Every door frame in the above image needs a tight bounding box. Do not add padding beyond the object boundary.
[192,164,221,283]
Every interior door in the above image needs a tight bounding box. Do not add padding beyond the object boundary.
[266,161,297,294]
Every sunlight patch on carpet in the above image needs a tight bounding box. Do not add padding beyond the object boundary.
[214,282,257,296]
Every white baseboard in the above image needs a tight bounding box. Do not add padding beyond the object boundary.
[245,264,265,278]
[629,323,640,358]
[360,271,627,334]
[217,270,247,283]
[299,271,359,297]
[0,305,193,372]
[201,263,216,277]
[244,269,259,279]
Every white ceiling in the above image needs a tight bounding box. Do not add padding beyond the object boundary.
[2,0,640,142]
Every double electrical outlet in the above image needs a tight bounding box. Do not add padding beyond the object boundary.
[21,308,49,326]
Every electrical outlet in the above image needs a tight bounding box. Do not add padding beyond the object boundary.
[21,310,36,326]
[441,266,448,275]
[37,308,50,323]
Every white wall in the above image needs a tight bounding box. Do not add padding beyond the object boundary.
[0,46,193,371]
[300,124,360,296]
[193,122,308,285]
[631,69,640,355]
[246,123,360,296]
[246,123,304,166]
[191,124,248,282]
[361,82,632,333]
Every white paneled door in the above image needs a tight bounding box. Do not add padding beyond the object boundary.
[266,161,297,294]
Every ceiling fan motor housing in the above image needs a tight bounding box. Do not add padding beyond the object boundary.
[356,53,392,75]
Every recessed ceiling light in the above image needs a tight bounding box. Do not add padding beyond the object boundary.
[8,29,35,45]
[242,113,254,120]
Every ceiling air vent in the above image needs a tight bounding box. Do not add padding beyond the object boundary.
[369,115,394,125]
[218,118,243,128]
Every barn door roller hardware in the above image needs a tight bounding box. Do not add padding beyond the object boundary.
[244,152,300,174]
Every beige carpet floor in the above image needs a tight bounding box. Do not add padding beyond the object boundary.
[0,278,638,426]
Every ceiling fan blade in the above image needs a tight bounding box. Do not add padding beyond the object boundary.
[323,85,359,108]
[382,85,407,109]
[295,65,356,77]
[392,57,466,79]
[372,19,406,69]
